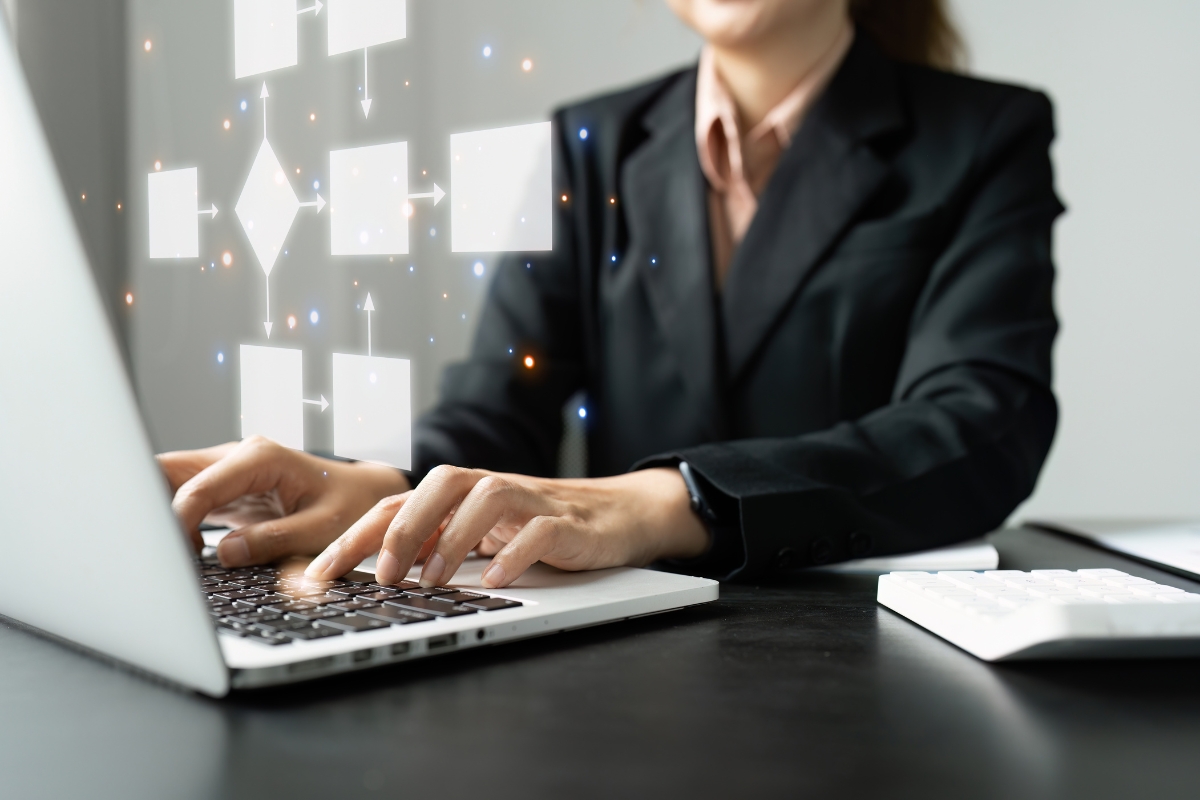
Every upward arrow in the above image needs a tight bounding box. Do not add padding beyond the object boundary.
[363,292,375,357]
[260,83,269,140]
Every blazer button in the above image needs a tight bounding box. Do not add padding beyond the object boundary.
[773,547,799,571]
[810,537,833,565]
[850,531,873,557]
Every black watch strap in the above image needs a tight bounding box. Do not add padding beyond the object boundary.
[679,461,718,526]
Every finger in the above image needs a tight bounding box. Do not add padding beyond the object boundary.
[215,504,335,567]
[172,437,301,538]
[421,475,553,587]
[481,516,579,589]
[476,532,505,557]
[156,441,240,492]
[376,466,483,584]
[305,493,408,580]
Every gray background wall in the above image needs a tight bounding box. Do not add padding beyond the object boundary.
[10,1,1200,520]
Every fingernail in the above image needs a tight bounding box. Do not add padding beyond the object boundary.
[376,550,400,585]
[419,552,446,588]
[481,563,506,588]
[218,536,250,567]
[306,551,332,578]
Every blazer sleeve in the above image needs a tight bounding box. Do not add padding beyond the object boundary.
[642,89,1064,581]
[411,112,586,481]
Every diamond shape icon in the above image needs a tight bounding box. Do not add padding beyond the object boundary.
[236,139,300,277]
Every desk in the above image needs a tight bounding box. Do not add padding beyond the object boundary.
[3,526,1199,799]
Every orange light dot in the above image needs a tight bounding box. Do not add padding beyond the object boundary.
[287,315,297,329]
[354,280,358,286]
[609,197,616,205]
[223,119,230,130]
[154,161,162,171]
[125,292,134,305]
[222,251,233,267]
[443,293,448,299]
[310,113,316,121]
[522,59,533,72]
[116,203,122,211]
[561,194,568,202]
[144,40,152,52]
[80,193,86,201]
[405,81,410,86]
[524,355,535,369]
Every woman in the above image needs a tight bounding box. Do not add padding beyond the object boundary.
[162,0,1061,589]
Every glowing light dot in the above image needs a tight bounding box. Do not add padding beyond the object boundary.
[217,352,224,364]
[522,58,533,72]
[461,313,466,320]
[125,292,133,305]
[483,46,492,57]
[430,228,437,237]
[287,315,296,329]
[369,373,377,384]
[80,193,86,201]
[578,407,587,419]
[296,168,301,174]
[359,231,369,243]
[405,81,410,86]
[223,119,230,130]
[143,40,152,52]
[222,252,233,267]
[524,356,535,369]
[508,348,513,355]
[313,180,320,190]
[275,171,285,185]
[154,161,162,171]
[409,265,414,273]
[116,203,122,211]
[240,100,247,111]
[562,194,568,202]
[402,203,414,218]
[609,197,616,205]
[310,310,319,324]
[611,255,617,263]
[473,262,485,276]
[310,113,316,121]
[579,128,588,140]
[443,293,448,299]
[354,280,358,286]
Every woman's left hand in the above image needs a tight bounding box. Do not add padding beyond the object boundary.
[304,466,711,589]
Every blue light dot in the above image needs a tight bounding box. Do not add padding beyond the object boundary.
[508,348,513,355]
[611,254,617,263]
[430,228,437,237]
[473,261,485,277]
[578,407,587,419]
[579,128,588,140]
[240,100,247,111]
[525,262,532,269]
[409,265,415,273]
[310,310,319,324]
[429,337,435,343]
[313,180,320,190]
[650,257,657,265]
[217,351,224,364]
[461,313,466,320]
[483,45,492,58]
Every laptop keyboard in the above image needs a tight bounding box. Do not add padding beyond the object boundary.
[196,560,523,646]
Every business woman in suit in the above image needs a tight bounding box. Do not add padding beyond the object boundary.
[161,0,1062,588]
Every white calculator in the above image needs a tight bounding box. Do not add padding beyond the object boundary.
[878,569,1200,660]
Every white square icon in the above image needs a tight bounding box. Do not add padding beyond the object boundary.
[240,345,304,451]
[233,0,298,79]
[332,353,411,469]
[147,168,198,259]
[450,121,552,253]
[327,0,407,55]
[329,141,410,256]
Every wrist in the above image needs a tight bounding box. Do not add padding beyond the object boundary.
[637,467,710,561]
[350,460,411,499]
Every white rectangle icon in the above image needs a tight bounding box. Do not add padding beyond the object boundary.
[147,168,199,259]
[234,0,298,79]
[327,0,407,55]
[450,122,553,253]
[332,353,411,469]
[240,345,303,451]
[329,141,409,256]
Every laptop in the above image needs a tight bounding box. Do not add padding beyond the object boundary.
[1027,519,1200,582]
[0,20,717,697]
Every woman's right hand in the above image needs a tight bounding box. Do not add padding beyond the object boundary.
[158,436,410,568]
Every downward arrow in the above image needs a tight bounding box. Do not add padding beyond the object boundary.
[361,48,371,118]
[264,321,273,337]
[302,395,330,412]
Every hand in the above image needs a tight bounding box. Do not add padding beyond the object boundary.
[305,466,711,589]
[159,436,410,567]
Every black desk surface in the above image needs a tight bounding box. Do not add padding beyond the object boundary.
[3,526,1199,799]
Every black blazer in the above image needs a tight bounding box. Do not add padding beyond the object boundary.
[414,34,1063,581]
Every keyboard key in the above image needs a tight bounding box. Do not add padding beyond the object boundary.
[330,600,381,612]
[974,587,1031,599]
[329,586,378,598]
[315,615,392,633]
[360,591,399,602]
[924,587,977,598]
[1129,584,1184,597]
[1076,569,1129,577]
[279,626,345,641]
[246,632,290,646]
[233,596,286,609]
[436,591,488,604]
[384,596,478,617]
[257,618,315,633]
[402,586,459,598]
[284,607,346,621]
[1102,576,1155,587]
[353,605,435,625]
[938,572,1004,589]
[273,601,318,614]
[304,594,351,606]
[1160,593,1200,604]
[1079,586,1132,598]
[215,589,267,601]
[461,597,523,611]
[372,580,419,591]
[1025,586,1082,598]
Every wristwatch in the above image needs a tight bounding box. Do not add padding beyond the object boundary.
[678,461,718,526]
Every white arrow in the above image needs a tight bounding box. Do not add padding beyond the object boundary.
[302,395,330,412]
[260,82,269,140]
[299,194,326,214]
[361,48,372,118]
[297,0,323,15]
[363,292,375,357]
[408,184,445,206]
[197,203,218,219]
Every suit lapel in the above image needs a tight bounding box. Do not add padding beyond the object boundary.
[721,35,908,382]
[621,71,725,438]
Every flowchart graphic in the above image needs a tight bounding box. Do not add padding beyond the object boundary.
[147,167,218,259]
[235,83,326,337]
[240,344,302,449]
[329,140,443,256]
[327,0,407,117]
[450,121,553,253]
[234,0,303,79]
[331,292,411,469]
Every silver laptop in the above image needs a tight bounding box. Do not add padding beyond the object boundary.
[0,20,717,697]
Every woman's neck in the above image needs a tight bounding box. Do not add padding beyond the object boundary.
[708,7,851,130]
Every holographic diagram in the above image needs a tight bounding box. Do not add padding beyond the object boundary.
[332,292,412,469]
[239,344,328,451]
[327,0,407,118]
[147,167,218,260]
[233,0,324,80]
[235,83,326,337]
